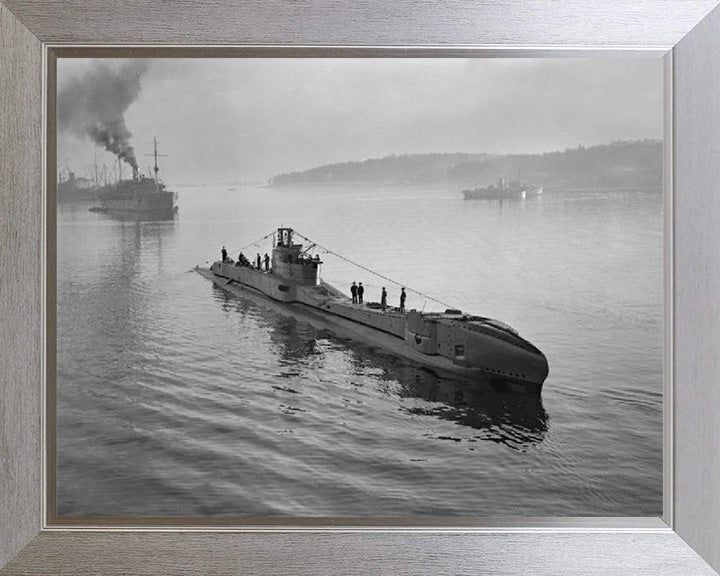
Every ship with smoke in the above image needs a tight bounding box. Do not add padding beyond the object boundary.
[94,138,177,215]
[58,61,177,215]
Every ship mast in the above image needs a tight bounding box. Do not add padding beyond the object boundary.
[145,137,168,193]
[92,153,99,187]
[153,137,159,192]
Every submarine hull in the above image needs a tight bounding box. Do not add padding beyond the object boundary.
[197,262,548,394]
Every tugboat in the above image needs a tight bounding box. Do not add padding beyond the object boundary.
[94,138,177,215]
[463,178,543,200]
[196,228,549,393]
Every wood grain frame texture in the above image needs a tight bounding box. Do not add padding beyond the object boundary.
[2,1,720,574]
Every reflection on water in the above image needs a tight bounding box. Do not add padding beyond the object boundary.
[58,186,662,517]
[219,286,548,451]
[95,209,178,224]
[342,338,548,450]
[400,379,547,450]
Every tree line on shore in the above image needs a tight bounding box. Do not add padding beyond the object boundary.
[267,140,662,190]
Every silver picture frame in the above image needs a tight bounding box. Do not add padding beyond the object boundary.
[2,1,720,574]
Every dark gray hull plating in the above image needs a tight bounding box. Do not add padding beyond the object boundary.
[196,263,549,393]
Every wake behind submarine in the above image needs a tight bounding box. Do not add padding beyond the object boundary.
[195,227,549,393]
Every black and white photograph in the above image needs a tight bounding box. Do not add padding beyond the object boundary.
[56,57,663,518]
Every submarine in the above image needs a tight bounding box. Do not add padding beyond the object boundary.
[195,227,549,393]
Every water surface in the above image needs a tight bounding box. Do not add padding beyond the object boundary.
[57,185,663,516]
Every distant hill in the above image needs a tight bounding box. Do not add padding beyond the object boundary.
[268,140,662,189]
[268,153,493,187]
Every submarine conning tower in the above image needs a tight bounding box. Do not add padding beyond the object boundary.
[271,227,322,285]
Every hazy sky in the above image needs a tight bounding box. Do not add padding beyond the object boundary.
[57,58,663,185]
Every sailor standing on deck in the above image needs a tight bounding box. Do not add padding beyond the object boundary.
[400,287,407,312]
[358,282,364,304]
[351,282,358,304]
[256,253,261,269]
[381,287,387,311]
[264,253,270,271]
[221,246,227,262]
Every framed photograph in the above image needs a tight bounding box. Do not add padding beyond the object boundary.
[50,52,665,524]
[2,2,720,575]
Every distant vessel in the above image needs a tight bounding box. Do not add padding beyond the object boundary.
[463,178,543,200]
[57,169,98,201]
[94,138,177,215]
[196,227,549,393]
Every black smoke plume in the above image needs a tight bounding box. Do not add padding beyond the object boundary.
[58,60,148,170]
